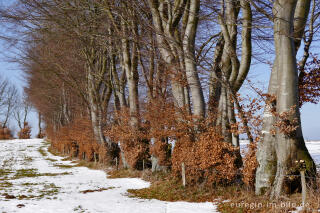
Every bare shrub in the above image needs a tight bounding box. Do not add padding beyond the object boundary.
[172,127,240,186]
[0,126,13,140]
[48,117,110,164]
[18,122,31,139]
[106,109,149,169]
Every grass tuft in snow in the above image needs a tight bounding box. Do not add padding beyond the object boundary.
[47,146,63,157]
[45,158,58,162]
[38,146,48,157]
[21,182,39,186]
[24,156,33,162]
[0,168,12,178]
[61,157,73,161]
[73,205,87,212]
[74,160,96,168]
[0,181,13,189]
[14,169,39,178]
[13,168,72,179]
[8,183,61,200]
[54,164,74,169]
[108,169,141,179]
[80,187,116,194]
[74,160,107,170]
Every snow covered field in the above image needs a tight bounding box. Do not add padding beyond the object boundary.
[0,139,217,213]
[240,140,320,168]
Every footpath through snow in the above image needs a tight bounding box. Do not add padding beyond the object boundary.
[0,139,217,213]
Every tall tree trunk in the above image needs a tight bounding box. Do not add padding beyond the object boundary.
[119,16,141,169]
[87,70,107,146]
[255,59,278,195]
[38,112,42,138]
[122,39,140,127]
[293,0,311,52]
[271,0,315,198]
[256,0,313,196]
[182,0,205,118]
[256,0,316,198]
[209,36,223,116]
[111,53,127,110]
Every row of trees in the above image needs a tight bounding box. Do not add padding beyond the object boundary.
[2,0,320,198]
[0,76,34,139]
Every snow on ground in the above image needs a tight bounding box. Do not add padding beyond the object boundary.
[0,139,217,213]
[1,139,320,213]
[240,140,320,168]
[305,141,320,167]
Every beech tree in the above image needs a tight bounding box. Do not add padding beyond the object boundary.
[210,0,252,146]
[14,95,32,131]
[2,84,18,128]
[148,0,205,117]
[0,77,18,128]
[256,0,317,198]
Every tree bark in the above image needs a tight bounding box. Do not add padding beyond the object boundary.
[271,0,315,198]
[255,59,278,195]
[121,30,140,127]
[255,0,316,198]
[148,0,196,112]
[87,69,107,146]
[293,0,311,52]
[182,0,205,118]
[38,112,42,137]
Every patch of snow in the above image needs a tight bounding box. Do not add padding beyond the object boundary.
[240,140,320,168]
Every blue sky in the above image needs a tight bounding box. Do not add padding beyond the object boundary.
[0,58,39,137]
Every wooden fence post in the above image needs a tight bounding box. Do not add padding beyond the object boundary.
[300,169,307,208]
[297,160,307,209]
[94,152,97,163]
[182,162,186,187]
